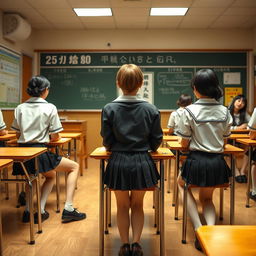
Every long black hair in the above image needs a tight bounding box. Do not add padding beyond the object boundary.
[228,94,247,126]
[191,69,222,100]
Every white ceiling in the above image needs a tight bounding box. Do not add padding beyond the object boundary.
[0,0,256,30]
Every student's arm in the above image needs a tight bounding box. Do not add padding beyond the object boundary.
[167,112,175,135]
[248,108,256,139]
[100,108,114,151]
[50,132,61,142]
[179,137,190,149]
[176,109,191,149]
[0,110,7,135]
[149,111,163,151]
[168,128,174,134]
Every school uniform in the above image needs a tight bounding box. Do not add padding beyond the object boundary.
[248,108,256,161]
[101,95,163,190]
[230,112,250,130]
[0,110,7,146]
[11,97,63,175]
[167,107,184,134]
[176,98,233,187]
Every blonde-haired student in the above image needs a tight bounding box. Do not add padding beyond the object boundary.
[101,64,163,256]
[167,94,192,134]
[11,75,86,223]
[176,69,233,251]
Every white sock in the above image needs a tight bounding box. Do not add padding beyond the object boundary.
[202,200,216,225]
[40,177,55,213]
[64,202,74,212]
[178,184,202,230]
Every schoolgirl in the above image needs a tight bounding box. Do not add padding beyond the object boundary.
[176,69,233,250]
[167,94,192,135]
[101,64,163,256]
[229,95,250,183]
[11,75,85,223]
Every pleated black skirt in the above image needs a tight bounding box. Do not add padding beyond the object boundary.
[104,151,160,190]
[12,143,62,175]
[181,151,231,187]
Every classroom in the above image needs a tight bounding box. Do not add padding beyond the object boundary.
[0,0,256,255]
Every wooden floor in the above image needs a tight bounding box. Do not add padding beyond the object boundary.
[1,158,256,256]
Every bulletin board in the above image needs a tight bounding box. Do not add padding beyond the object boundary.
[0,45,21,108]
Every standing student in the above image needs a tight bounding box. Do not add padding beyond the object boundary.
[167,94,192,134]
[11,75,86,223]
[247,108,256,201]
[228,95,250,183]
[101,64,162,256]
[176,69,233,250]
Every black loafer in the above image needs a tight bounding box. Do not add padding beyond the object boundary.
[22,211,30,223]
[249,192,256,202]
[34,211,49,224]
[62,209,86,223]
[235,175,243,183]
[131,242,143,256]
[241,175,247,183]
[194,237,202,252]
[118,243,130,256]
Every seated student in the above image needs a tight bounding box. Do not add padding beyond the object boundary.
[228,95,250,183]
[176,69,232,251]
[11,75,86,223]
[247,108,256,201]
[167,94,192,135]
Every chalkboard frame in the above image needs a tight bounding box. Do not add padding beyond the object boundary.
[38,50,249,111]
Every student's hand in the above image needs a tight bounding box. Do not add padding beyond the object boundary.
[237,124,247,129]
[0,129,8,136]
[50,133,61,142]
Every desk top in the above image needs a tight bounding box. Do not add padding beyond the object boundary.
[90,147,174,160]
[236,138,256,146]
[0,134,17,141]
[196,225,256,256]
[230,129,249,134]
[0,159,13,169]
[229,134,249,140]
[48,137,72,146]
[162,128,169,134]
[167,142,244,154]
[163,135,179,141]
[0,147,47,160]
[60,132,82,138]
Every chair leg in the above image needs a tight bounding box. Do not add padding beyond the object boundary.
[56,172,60,213]
[107,190,111,227]
[104,188,109,234]
[28,183,35,244]
[35,177,42,233]
[182,183,188,244]
[155,189,160,234]
[3,168,9,200]
[167,159,172,193]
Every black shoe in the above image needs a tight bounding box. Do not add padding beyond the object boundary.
[131,242,143,256]
[194,237,202,252]
[62,209,86,223]
[18,192,26,206]
[241,175,247,183]
[22,211,30,223]
[34,211,49,224]
[118,243,130,256]
[249,192,256,202]
[235,175,243,183]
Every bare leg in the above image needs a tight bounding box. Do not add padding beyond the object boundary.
[130,190,146,243]
[199,188,216,225]
[240,154,248,176]
[54,157,79,205]
[251,164,256,193]
[114,191,130,244]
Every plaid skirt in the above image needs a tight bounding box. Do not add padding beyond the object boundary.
[104,151,160,190]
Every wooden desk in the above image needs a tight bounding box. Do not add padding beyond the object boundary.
[231,129,249,134]
[163,135,179,142]
[60,132,82,162]
[236,139,256,207]
[90,147,174,256]
[0,159,13,256]
[0,147,47,245]
[61,120,87,175]
[48,138,72,213]
[0,134,17,145]
[162,128,169,135]
[196,225,256,256]
[229,134,249,140]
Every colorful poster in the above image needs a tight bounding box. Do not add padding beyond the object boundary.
[225,87,243,106]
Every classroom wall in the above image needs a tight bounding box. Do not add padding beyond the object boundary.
[2,26,256,157]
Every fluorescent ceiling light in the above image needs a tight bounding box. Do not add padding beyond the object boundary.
[150,8,188,16]
[73,8,112,17]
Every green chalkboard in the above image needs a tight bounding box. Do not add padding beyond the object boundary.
[39,51,248,110]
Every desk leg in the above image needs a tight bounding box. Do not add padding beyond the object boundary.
[246,146,252,208]
[172,151,179,207]
[100,160,105,256]
[160,159,165,256]
[74,139,77,162]
[167,159,171,193]
[0,189,3,256]
[230,154,235,224]
[174,151,180,220]
[35,157,42,233]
